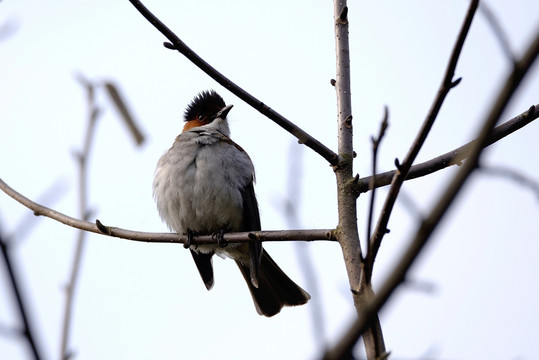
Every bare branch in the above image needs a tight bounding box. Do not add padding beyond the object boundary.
[479,2,516,64]
[61,78,102,360]
[104,82,146,146]
[322,23,539,360]
[355,103,539,193]
[366,107,389,264]
[481,165,539,200]
[364,0,479,281]
[0,235,43,360]
[0,177,334,244]
[128,0,339,166]
[282,142,328,350]
[332,1,386,359]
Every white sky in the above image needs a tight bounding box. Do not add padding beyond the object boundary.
[1,0,538,359]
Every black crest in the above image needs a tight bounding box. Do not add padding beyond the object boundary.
[184,90,226,122]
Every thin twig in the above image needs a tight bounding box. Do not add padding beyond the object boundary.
[366,107,389,264]
[128,0,338,166]
[0,235,43,360]
[322,24,539,360]
[478,2,516,64]
[60,77,101,360]
[364,0,480,282]
[354,103,539,193]
[104,82,146,146]
[481,165,539,200]
[283,142,327,351]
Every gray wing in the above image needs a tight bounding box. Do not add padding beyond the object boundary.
[241,181,263,288]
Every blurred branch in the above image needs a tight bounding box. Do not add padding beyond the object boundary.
[7,178,69,245]
[0,180,336,244]
[481,165,539,201]
[479,2,516,64]
[323,21,539,360]
[60,76,102,360]
[354,103,539,193]
[0,234,43,360]
[104,82,145,146]
[364,0,479,282]
[282,142,327,351]
[128,0,339,166]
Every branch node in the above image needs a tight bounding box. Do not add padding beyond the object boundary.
[525,104,536,119]
[163,41,176,50]
[451,77,462,88]
[343,115,353,128]
[338,6,348,23]
[394,158,402,171]
[95,219,110,235]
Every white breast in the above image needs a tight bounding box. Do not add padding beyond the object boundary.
[153,126,255,240]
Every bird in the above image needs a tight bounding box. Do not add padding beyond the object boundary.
[153,90,310,317]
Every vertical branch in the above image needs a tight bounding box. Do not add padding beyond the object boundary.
[333,0,360,308]
[366,107,389,245]
[283,142,327,350]
[332,2,386,359]
[60,77,101,360]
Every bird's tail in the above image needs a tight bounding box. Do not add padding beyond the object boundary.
[236,249,310,317]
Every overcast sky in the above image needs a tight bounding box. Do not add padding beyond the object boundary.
[1,1,538,359]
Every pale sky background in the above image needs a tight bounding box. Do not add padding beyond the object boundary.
[1,0,538,359]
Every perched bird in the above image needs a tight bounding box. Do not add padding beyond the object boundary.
[153,90,310,316]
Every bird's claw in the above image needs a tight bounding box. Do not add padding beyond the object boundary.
[184,230,194,249]
[213,230,227,248]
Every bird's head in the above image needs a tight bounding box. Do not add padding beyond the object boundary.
[182,90,233,133]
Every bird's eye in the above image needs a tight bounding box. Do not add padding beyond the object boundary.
[198,115,204,120]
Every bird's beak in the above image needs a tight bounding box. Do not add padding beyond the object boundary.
[217,104,233,119]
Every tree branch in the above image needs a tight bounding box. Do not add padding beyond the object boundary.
[0,178,335,244]
[354,103,539,193]
[128,0,339,166]
[0,235,43,360]
[366,107,389,267]
[332,2,386,359]
[322,23,539,360]
[2,98,535,248]
[61,76,101,360]
[364,0,479,282]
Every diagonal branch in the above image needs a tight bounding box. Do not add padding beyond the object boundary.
[364,0,479,282]
[354,103,538,193]
[128,0,338,166]
[0,235,43,360]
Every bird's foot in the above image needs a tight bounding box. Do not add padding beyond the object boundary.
[212,229,227,248]
[184,230,195,249]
